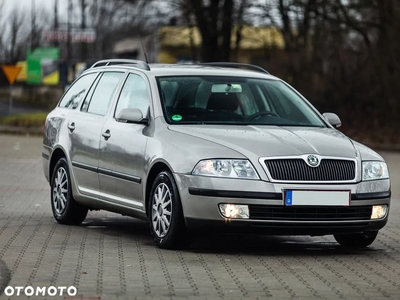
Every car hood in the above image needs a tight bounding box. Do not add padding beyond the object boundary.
[168,125,358,159]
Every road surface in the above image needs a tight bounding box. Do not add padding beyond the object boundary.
[0,135,399,299]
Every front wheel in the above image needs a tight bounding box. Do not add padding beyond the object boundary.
[148,171,190,249]
[51,158,88,225]
[334,231,378,247]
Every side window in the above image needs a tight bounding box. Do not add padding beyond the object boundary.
[58,73,97,109]
[87,72,124,116]
[115,74,150,118]
[81,74,101,112]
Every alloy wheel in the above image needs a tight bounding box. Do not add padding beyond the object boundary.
[151,183,172,238]
[52,167,68,215]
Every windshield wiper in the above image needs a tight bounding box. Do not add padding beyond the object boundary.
[277,124,325,128]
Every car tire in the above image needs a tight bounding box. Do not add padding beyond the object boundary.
[334,231,378,247]
[50,158,88,225]
[148,171,191,249]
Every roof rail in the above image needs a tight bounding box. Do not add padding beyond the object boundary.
[90,59,150,71]
[202,62,269,74]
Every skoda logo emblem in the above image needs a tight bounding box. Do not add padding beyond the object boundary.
[307,155,319,167]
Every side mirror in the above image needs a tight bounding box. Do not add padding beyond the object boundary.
[116,108,149,125]
[323,112,341,128]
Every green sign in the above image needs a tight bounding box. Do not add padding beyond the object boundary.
[27,59,41,84]
[27,48,60,85]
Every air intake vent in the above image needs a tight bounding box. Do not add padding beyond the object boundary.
[249,205,371,221]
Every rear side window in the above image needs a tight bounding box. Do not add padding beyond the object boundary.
[115,74,150,118]
[86,72,124,116]
[58,73,97,109]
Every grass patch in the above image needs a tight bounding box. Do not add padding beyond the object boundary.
[0,112,47,128]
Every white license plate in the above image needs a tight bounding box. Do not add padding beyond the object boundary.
[285,190,350,206]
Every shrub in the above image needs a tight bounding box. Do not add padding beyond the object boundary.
[0,113,47,128]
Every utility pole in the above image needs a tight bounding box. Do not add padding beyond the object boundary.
[81,0,87,61]
[67,0,73,82]
[54,0,59,29]
[54,0,59,47]
[31,0,36,52]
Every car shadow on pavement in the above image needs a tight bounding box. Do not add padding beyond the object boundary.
[189,234,382,256]
[82,216,153,242]
[80,216,382,256]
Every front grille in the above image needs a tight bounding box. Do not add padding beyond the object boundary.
[249,205,372,221]
[264,159,355,181]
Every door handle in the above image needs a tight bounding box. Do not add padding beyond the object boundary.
[67,122,75,132]
[102,130,111,140]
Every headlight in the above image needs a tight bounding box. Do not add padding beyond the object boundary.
[362,161,389,181]
[192,159,259,180]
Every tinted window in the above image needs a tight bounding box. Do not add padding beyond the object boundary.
[87,72,124,116]
[58,73,97,109]
[157,76,325,127]
[81,74,102,112]
[115,74,150,118]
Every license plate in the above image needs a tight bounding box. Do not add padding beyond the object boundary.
[285,190,350,206]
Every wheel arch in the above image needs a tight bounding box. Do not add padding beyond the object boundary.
[49,147,68,181]
[145,161,174,217]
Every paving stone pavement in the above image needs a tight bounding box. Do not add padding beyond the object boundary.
[0,134,399,300]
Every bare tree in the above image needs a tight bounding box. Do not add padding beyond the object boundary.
[0,7,31,63]
[254,0,400,140]
[0,1,6,61]
[169,0,250,62]
[85,0,158,59]
[8,9,27,62]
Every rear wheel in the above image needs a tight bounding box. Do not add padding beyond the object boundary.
[148,171,191,249]
[334,231,378,247]
[51,158,88,225]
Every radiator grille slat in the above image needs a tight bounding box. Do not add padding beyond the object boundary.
[264,159,355,181]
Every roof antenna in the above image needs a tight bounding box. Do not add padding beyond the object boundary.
[139,34,149,64]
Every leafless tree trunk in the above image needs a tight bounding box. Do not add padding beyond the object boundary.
[183,0,249,62]
[9,9,25,62]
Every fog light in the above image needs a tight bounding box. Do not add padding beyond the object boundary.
[371,205,388,219]
[219,204,249,219]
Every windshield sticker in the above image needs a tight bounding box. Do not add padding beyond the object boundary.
[172,115,183,121]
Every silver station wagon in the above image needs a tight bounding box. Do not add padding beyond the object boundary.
[43,60,391,249]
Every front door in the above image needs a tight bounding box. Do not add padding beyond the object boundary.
[98,73,151,210]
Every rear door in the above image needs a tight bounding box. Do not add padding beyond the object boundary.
[98,72,151,209]
[57,72,98,195]
[68,71,125,197]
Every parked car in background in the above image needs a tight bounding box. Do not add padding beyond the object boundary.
[42,60,391,249]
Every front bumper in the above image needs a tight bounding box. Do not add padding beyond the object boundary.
[185,218,388,235]
[174,174,391,235]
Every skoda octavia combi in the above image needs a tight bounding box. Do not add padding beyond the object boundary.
[43,60,391,249]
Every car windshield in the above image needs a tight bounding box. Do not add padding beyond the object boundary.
[157,76,326,127]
